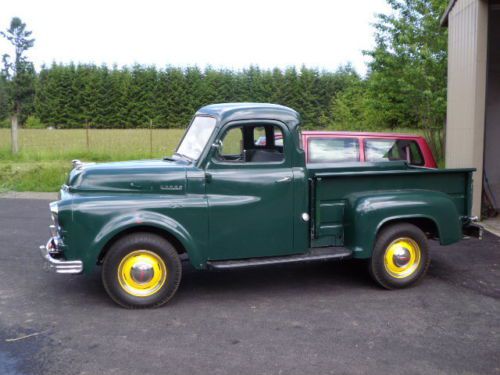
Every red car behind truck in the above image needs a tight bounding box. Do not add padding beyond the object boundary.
[258,131,437,168]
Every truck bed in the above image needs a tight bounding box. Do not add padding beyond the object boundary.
[307,161,474,248]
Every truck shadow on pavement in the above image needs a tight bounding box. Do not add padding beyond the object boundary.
[177,259,373,300]
[53,234,499,307]
[75,259,374,307]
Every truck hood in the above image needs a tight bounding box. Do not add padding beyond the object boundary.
[67,159,190,194]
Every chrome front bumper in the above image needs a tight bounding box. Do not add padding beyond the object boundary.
[39,237,83,274]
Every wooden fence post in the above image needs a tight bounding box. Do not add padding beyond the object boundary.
[149,119,153,157]
[86,121,90,152]
[11,114,19,154]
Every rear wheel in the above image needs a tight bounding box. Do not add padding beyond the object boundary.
[102,233,182,308]
[370,223,430,289]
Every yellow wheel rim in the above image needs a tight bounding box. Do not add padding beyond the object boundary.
[383,237,421,279]
[117,250,167,297]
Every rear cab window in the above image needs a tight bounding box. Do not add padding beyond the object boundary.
[254,127,284,147]
[217,124,285,164]
[308,137,360,163]
[364,138,424,166]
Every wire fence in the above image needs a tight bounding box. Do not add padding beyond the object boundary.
[0,128,186,159]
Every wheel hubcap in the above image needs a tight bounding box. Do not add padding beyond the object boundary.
[130,262,155,284]
[117,250,167,297]
[383,238,421,279]
[392,247,411,267]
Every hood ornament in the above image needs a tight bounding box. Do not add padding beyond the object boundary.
[72,159,95,170]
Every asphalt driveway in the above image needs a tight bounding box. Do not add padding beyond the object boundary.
[0,198,499,375]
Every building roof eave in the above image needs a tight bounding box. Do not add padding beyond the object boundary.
[441,0,458,27]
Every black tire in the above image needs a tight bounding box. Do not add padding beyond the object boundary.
[102,232,182,308]
[369,223,430,290]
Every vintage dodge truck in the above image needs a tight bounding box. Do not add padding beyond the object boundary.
[40,103,482,308]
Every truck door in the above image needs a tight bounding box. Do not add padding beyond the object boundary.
[205,121,295,260]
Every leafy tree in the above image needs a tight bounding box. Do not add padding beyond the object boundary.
[364,0,449,159]
[30,63,379,130]
[281,67,301,117]
[107,64,129,127]
[1,17,36,152]
[183,66,204,114]
[0,72,8,121]
[161,67,190,128]
[330,68,368,130]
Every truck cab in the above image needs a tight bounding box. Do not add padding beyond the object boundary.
[40,103,481,308]
[193,104,309,260]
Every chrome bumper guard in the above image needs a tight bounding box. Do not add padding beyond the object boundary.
[462,217,483,240]
[463,223,483,240]
[39,237,83,274]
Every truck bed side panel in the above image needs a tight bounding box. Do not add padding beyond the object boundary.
[310,166,473,258]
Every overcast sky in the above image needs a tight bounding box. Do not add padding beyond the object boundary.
[0,0,391,75]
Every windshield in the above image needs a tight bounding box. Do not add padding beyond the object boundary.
[176,116,217,160]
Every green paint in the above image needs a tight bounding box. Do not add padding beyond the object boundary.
[50,104,475,274]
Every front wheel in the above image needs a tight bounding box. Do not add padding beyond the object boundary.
[369,223,430,289]
[102,233,182,308]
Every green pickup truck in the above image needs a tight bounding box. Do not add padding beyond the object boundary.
[40,103,482,308]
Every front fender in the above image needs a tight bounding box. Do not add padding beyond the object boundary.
[343,190,462,258]
[90,210,203,271]
[64,194,208,274]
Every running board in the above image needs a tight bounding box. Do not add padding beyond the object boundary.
[207,247,352,270]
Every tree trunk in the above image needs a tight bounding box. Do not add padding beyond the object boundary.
[11,113,19,154]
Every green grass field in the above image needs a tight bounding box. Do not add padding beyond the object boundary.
[0,128,185,161]
[0,128,185,192]
[0,127,433,192]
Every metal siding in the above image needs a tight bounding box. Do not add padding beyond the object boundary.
[484,3,500,210]
[445,0,488,217]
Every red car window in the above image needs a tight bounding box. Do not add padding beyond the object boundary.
[308,138,360,163]
[364,139,424,166]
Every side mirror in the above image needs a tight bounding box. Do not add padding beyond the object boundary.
[212,139,223,151]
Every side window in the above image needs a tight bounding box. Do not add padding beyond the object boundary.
[409,142,424,165]
[254,127,266,146]
[253,126,283,147]
[218,127,244,161]
[365,139,424,165]
[308,138,359,163]
[216,124,285,163]
[274,128,284,147]
[365,139,400,162]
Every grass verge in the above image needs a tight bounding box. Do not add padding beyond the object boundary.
[0,161,70,192]
[0,128,185,192]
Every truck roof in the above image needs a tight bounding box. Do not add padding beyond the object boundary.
[196,103,301,127]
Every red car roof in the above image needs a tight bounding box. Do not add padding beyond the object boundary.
[301,130,425,139]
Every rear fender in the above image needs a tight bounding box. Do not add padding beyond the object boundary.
[343,190,462,258]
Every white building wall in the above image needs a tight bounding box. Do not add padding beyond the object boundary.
[445,0,489,217]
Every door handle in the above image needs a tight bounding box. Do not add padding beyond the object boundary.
[275,176,292,183]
